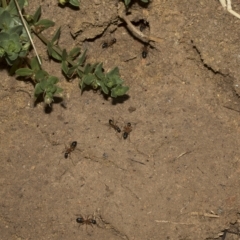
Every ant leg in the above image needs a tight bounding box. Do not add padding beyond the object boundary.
[85,217,91,235]
[78,223,83,229]
[88,215,94,228]
[70,157,76,166]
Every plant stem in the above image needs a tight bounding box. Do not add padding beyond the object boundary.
[1,0,7,8]
[13,0,42,65]
[33,28,84,72]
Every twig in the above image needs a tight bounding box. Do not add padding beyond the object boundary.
[171,150,192,162]
[190,212,219,218]
[176,151,192,160]
[13,0,42,65]
[117,2,163,44]
[223,105,240,113]
[128,158,145,165]
[155,220,194,225]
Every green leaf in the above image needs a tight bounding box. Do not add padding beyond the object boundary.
[69,47,80,59]
[106,67,119,78]
[141,0,149,2]
[83,74,95,85]
[0,47,4,57]
[47,42,53,56]
[62,49,68,61]
[24,14,34,23]
[67,65,78,77]
[111,86,129,97]
[7,0,26,16]
[0,32,8,42]
[96,80,108,94]
[39,79,49,89]
[33,6,41,23]
[76,49,87,66]
[8,25,23,36]
[76,69,83,78]
[83,63,98,74]
[101,85,109,95]
[83,63,91,74]
[47,44,62,60]
[94,63,105,80]
[34,19,55,31]
[79,79,85,94]
[35,69,48,82]
[61,61,69,75]
[34,74,62,102]
[48,85,57,93]
[21,41,31,51]
[104,77,115,88]
[10,32,21,42]
[51,48,62,61]
[9,58,22,75]
[114,76,124,85]
[55,87,63,95]
[105,66,123,87]
[0,11,13,31]
[30,56,41,71]
[48,76,59,84]
[124,0,131,6]
[18,49,28,58]
[34,83,44,97]
[15,68,33,76]
[7,52,18,61]
[0,33,22,65]
[51,28,61,45]
[69,0,80,7]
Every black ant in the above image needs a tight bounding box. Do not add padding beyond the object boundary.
[109,119,121,133]
[139,20,149,32]
[59,141,78,165]
[64,141,77,158]
[142,44,149,59]
[76,215,97,228]
[123,122,132,139]
[102,38,116,49]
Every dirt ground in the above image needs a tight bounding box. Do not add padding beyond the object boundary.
[2,0,240,239]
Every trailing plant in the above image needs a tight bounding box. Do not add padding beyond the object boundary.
[0,0,63,104]
[0,0,129,105]
[44,27,129,98]
[15,56,63,104]
[29,9,129,99]
[58,0,80,8]
[123,0,149,7]
[0,0,30,66]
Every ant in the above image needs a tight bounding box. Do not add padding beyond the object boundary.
[76,215,97,228]
[139,20,149,32]
[109,119,121,133]
[142,44,149,59]
[123,122,132,139]
[64,141,77,159]
[102,38,116,49]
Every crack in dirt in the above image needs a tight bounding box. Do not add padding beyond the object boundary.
[97,214,130,240]
[190,40,227,77]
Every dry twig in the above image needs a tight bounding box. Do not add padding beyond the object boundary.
[14,0,42,65]
[117,2,163,44]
